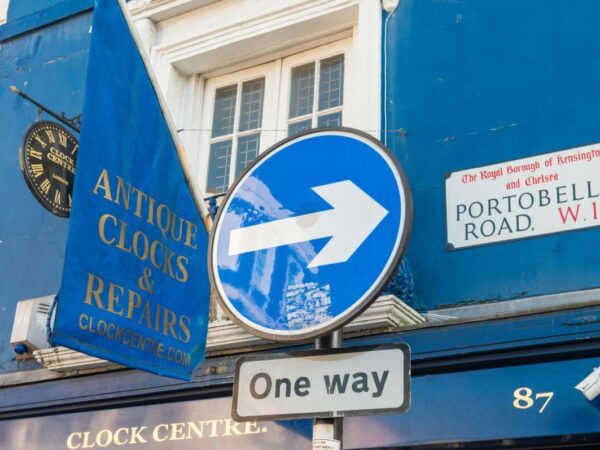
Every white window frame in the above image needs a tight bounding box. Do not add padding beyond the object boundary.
[131,0,382,182]
[277,38,352,143]
[200,39,352,193]
[199,62,279,193]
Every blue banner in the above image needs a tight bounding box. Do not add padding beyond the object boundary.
[51,0,211,380]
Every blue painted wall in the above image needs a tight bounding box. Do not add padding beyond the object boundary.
[0,5,91,372]
[384,0,600,311]
[8,1,59,20]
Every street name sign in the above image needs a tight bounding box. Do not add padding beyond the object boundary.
[446,142,600,249]
[209,128,413,341]
[232,344,410,421]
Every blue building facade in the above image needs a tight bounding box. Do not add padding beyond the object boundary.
[385,0,600,311]
[2,1,600,448]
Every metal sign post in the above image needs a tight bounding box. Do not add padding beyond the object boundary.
[313,330,344,450]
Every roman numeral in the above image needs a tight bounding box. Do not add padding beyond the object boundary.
[29,148,43,160]
[31,164,44,178]
[34,136,47,148]
[54,190,61,205]
[45,130,56,144]
[71,144,78,155]
[59,133,67,148]
[39,179,51,194]
[68,194,72,207]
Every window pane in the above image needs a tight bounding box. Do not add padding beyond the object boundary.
[319,55,344,111]
[289,63,315,119]
[211,85,237,138]
[207,140,232,194]
[239,78,265,132]
[288,119,312,137]
[317,112,342,128]
[236,133,260,176]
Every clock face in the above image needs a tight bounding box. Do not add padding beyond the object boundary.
[19,121,79,218]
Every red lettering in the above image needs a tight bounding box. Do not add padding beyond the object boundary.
[461,173,478,184]
[558,205,581,224]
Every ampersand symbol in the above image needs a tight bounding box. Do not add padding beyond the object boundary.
[138,267,155,295]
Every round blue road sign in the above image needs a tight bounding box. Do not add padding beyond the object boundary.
[209,128,412,341]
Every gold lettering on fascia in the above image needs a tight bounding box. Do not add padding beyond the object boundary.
[66,419,268,448]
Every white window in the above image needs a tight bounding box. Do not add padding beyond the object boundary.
[200,63,278,195]
[280,43,348,137]
[133,0,382,198]
[201,39,351,194]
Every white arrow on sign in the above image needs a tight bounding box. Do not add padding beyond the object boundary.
[228,180,388,268]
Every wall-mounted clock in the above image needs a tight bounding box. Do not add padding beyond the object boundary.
[19,121,79,218]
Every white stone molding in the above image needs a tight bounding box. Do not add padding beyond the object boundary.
[129,0,220,22]
[34,295,424,373]
[134,17,157,55]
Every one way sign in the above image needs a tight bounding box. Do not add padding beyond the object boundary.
[209,128,413,341]
[232,344,410,420]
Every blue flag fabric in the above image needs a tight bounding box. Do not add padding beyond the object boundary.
[52,0,211,380]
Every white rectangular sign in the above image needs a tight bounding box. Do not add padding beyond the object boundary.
[446,142,600,249]
[232,345,410,421]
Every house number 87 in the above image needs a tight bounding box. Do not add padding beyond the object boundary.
[513,387,554,413]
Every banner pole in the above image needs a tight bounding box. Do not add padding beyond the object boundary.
[313,329,344,450]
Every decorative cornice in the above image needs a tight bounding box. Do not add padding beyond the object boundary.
[142,0,359,74]
[34,346,123,373]
[129,0,220,22]
[35,295,424,373]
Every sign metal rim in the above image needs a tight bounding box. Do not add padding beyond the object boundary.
[231,343,411,422]
[208,127,413,342]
